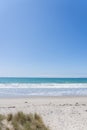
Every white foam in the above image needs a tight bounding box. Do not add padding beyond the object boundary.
[0,83,87,88]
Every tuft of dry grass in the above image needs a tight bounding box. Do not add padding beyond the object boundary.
[6,128,10,130]
[0,114,5,121]
[0,112,50,130]
[7,114,13,121]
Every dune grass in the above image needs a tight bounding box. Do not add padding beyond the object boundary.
[0,112,49,130]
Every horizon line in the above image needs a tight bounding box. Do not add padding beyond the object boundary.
[0,77,87,78]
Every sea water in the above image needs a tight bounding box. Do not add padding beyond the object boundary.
[0,78,87,97]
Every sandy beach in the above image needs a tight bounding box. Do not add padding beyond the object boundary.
[0,96,87,130]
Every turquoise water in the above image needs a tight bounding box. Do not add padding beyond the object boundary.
[0,78,87,97]
[0,77,87,83]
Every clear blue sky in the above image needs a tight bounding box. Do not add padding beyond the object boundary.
[0,0,87,77]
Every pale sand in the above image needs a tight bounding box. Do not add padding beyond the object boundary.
[0,97,87,130]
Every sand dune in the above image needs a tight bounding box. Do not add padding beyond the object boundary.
[0,97,87,130]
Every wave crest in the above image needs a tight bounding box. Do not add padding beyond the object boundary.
[0,83,87,88]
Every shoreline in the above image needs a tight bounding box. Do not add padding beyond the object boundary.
[0,95,87,99]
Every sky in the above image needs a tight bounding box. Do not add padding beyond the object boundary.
[0,0,87,77]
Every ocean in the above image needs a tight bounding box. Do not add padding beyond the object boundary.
[0,77,87,97]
